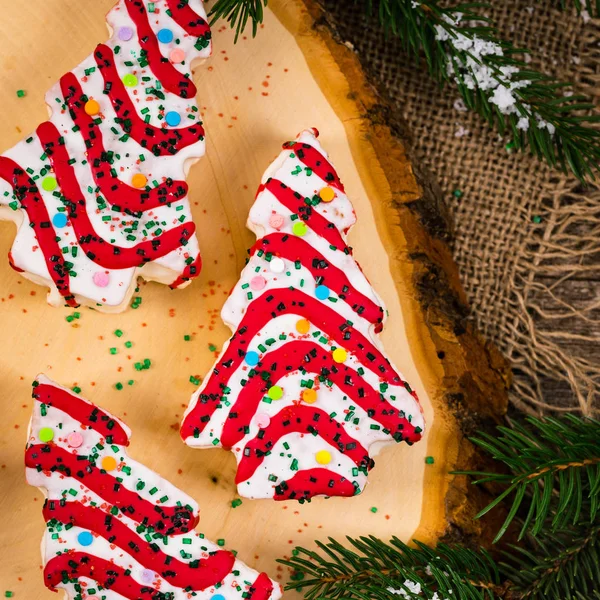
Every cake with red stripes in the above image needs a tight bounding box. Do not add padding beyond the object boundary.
[26,375,282,600]
[180,129,425,502]
[0,0,211,311]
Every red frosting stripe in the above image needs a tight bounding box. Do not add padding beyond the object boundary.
[45,552,275,600]
[94,44,205,157]
[259,179,349,252]
[44,501,234,590]
[0,156,78,307]
[60,72,189,212]
[37,120,196,270]
[220,340,416,449]
[26,444,199,535]
[166,0,212,37]
[181,288,420,442]
[273,468,357,501]
[282,141,345,192]
[251,233,383,326]
[125,0,198,99]
[235,404,372,484]
[33,382,129,445]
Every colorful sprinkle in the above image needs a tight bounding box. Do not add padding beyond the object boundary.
[295,318,310,334]
[250,276,266,290]
[269,257,285,273]
[425,456,435,465]
[315,450,332,465]
[165,111,182,127]
[93,271,110,288]
[315,285,330,300]
[268,213,285,230]
[170,48,186,64]
[16,89,26,98]
[319,186,336,203]
[52,213,68,228]
[131,173,147,188]
[301,389,317,404]
[101,456,117,472]
[157,29,174,44]
[84,99,101,116]
[122,73,138,87]
[244,351,260,366]
[39,427,54,443]
[332,348,348,363]
[267,385,283,401]
[292,222,308,236]
[254,413,271,428]
[118,26,134,41]
[77,531,94,546]
[67,432,83,448]
[41,177,57,192]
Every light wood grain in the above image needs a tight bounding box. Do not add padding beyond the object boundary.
[0,1,465,597]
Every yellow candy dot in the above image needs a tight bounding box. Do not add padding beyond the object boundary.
[101,456,118,472]
[295,319,310,334]
[85,99,101,116]
[268,385,283,401]
[131,174,147,189]
[315,450,332,465]
[319,187,336,203]
[302,389,317,404]
[332,348,348,363]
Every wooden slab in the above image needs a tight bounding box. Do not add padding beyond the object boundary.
[0,1,509,598]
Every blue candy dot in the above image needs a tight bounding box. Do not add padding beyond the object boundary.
[77,531,94,547]
[157,28,174,44]
[315,285,330,300]
[52,213,68,228]
[165,111,181,127]
[211,595,226,600]
[245,351,259,366]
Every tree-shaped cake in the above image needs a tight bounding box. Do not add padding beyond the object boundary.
[26,375,281,600]
[0,0,211,311]
[181,129,425,502]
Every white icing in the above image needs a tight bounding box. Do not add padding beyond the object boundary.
[26,375,282,600]
[0,0,211,311]
[183,130,425,500]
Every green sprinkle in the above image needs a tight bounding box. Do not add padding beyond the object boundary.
[217,539,225,546]
[190,375,201,385]
[453,189,463,198]
[125,341,133,348]
[370,507,378,513]
[72,386,81,394]
[109,347,118,355]
[532,215,542,224]
[114,329,124,337]
[208,344,217,352]
[16,90,26,98]
[425,456,435,465]
[184,335,191,341]
[231,498,243,508]
[5,591,14,597]
[115,382,123,391]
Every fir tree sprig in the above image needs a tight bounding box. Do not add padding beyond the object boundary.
[279,415,600,600]
[208,0,600,181]
[278,536,504,600]
[462,414,600,542]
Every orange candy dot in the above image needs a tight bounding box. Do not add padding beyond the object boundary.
[131,174,147,188]
[295,319,310,334]
[85,99,101,116]
[302,389,317,404]
[319,187,336,203]
[101,456,117,472]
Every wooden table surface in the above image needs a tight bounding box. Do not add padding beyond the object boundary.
[0,1,451,597]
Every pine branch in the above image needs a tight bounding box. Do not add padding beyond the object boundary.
[278,536,504,600]
[459,414,600,542]
[552,0,600,16]
[501,522,600,599]
[208,0,600,181]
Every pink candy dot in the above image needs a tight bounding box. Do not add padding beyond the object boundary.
[119,27,134,41]
[250,276,266,291]
[141,569,155,583]
[67,432,83,448]
[269,213,285,230]
[254,413,271,428]
[93,271,110,288]
[170,48,186,64]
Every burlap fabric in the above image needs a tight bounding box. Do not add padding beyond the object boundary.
[321,0,600,415]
